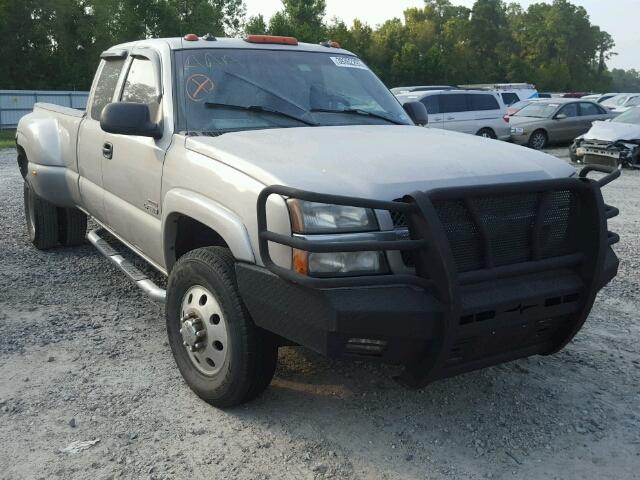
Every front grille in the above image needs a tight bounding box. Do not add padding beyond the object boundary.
[393,190,578,272]
[584,154,618,168]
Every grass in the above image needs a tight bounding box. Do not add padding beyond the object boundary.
[0,130,16,149]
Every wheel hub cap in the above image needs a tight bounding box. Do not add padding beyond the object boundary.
[180,314,206,352]
[179,285,229,376]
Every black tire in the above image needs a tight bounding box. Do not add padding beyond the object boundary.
[58,208,87,246]
[166,247,278,408]
[476,128,497,139]
[528,130,548,150]
[23,181,59,250]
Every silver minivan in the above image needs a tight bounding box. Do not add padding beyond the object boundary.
[396,90,510,140]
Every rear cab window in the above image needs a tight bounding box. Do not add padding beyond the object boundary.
[89,59,126,120]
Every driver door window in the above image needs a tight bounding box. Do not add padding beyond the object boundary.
[120,58,161,119]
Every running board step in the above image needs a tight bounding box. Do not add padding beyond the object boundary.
[87,229,166,303]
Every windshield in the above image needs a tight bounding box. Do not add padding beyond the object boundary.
[514,103,558,118]
[601,95,631,108]
[613,106,640,125]
[624,96,640,107]
[176,49,411,134]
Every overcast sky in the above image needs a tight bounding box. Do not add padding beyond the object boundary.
[244,0,638,70]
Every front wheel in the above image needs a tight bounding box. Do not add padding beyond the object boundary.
[476,128,497,139]
[528,130,548,150]
[166,247,278,408]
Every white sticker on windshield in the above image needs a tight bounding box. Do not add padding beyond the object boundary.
[330,56,368,70]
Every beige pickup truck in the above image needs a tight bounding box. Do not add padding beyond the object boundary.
[16,35,621,408]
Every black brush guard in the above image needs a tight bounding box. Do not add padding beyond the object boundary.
[255,166,620,386]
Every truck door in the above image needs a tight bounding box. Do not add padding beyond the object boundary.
[101,48,168,266]
[77,54,127,223]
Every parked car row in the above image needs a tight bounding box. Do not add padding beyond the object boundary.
[509,99,614,149]
[391,84,640,169]
[395,89,510,140]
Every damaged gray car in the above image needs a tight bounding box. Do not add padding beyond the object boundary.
[571,106,640,169]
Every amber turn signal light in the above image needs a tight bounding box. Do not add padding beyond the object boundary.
[292,249,309,275]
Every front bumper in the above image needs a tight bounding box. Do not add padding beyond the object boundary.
[246,166,621,386]
[237,247,618,371]
[510,131,531,145]
[577,141,640,168]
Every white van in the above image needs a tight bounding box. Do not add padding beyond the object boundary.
[396,89,510,140]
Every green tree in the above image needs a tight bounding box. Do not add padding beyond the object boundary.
[268,0,326,42]
[245,14,267,35]
[610,69,640,92]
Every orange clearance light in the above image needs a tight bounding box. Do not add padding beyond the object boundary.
[320,40,341,48]
[245,34,298,46]
[183,33,199,41]
[292,249,309,275]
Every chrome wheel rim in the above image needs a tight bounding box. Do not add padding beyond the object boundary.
[531,133,545,149]
[180,285,228,376]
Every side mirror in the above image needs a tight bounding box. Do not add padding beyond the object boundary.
[403,101,428,126]
[555,113,567,120]
[100,102,162,139]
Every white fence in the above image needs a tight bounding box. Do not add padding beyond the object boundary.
[0,90,89,130]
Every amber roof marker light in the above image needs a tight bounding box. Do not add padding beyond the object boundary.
[183,33,199,41]
[320,40,341,49]
[244,35,298,46]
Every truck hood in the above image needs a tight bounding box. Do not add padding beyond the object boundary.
[185,125,574,199]
[583,120,640,143]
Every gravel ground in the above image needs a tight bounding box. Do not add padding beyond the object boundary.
[0,146,638,480]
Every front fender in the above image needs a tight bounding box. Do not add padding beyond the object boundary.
[162,188,255,271]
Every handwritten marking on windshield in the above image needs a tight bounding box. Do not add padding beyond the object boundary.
[186,74,214,102]
[185,54,239,69]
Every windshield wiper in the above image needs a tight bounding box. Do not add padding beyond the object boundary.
[309,108,405,125]
[205,102,318,127]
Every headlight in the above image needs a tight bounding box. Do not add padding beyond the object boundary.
[287,199,378,233]
[511,127,524,135]
[293,249,388,277]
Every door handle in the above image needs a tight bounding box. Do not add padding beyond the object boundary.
[102,142,113,159]
[446,117,455,120]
